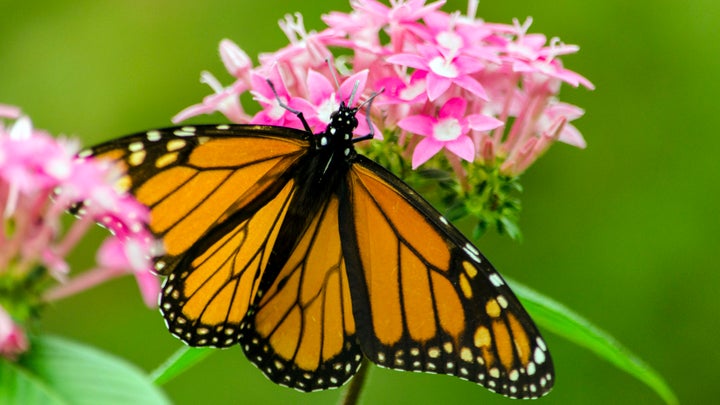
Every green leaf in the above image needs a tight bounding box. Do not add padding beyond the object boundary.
[508,278,679,405]
[1,335,169,405]
[150,346,214,386]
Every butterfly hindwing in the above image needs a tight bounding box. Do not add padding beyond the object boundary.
[339,156,553,399]
[238,193,363,391]
[161,179,297,346]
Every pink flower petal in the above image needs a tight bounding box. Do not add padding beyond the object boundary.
[0,104,21,119]
[134,270,161,308]
[558,123,586,148]
[0,306,28,360]
[452,54,484,75]
[307,69,335,105]
[386,53,428,70]
[452,75,488,100]
[438,97,467,119]
[97,237,128,269]
[445,135,476,162]
[412,137,444,168]
[426,73,452,101]
[339,70,369,104]
[397,115,435,136]
[467,114,504,132]
[220,39,253,78]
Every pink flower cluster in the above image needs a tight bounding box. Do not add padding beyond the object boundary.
[174,0,592,176]
[0,106,159,358]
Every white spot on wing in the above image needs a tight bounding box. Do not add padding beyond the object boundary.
[489,273,504,287]
[146,130,161,141]
[128,141,144,152]
[536,337,547,351]
[173,129,194,137]
[497,295,508,308]
[464,243,481,263]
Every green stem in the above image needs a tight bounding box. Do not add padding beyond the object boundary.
[339,358,370,405]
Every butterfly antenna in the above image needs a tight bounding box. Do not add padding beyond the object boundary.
[353,88,384,143]
[266,79,313,133]
[325,57,341,89]
[326,57,360,107]
[347,81,360,108]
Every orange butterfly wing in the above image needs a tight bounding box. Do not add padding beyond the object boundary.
[338,157,554,398]
[88,126,308,346]
[239,195,362,391]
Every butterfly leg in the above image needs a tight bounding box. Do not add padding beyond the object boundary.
[266,79,314,134]
[351,90,383,143]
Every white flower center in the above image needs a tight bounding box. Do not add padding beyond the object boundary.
[400,81,425,101]
[437,31,462,54]
[317,96,338,124]
[269,101,287,120]
[433,118,462,141]
[429,56,458,78]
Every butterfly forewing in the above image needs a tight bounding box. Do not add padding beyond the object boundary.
[87,126,309,276]
[86,126,310,347]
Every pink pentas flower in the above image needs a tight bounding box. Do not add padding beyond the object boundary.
[539,101,586,148]
[354,0,446,26]
[0,117,72,194]
[373,71,427,128]
[249,68,316,129]
[398,97,503,168]
[502,20,594,90]
[414,8,500,64]
[512,54,594,90]
[174,0,593,180]
[375,70,427,106]
[500,116,569,176]
[97,236,160,307]
[0,305,28,360]
[173,39,253,123]
[0,104,21,119]
[260,13,338,86]
[387,44,488,101]
[220,38,253,79]
[322,7,385,47]
[0,108,159,318]
[172,71,249,124]
[352,0,446,51]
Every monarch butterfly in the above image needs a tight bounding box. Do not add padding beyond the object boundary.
[84,91,553,399]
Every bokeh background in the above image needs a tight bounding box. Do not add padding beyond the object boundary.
[1,0,717,403]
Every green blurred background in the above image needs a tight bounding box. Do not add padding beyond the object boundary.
[1,0,717,403]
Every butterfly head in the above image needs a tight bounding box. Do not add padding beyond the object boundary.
[314,101,361,156]
[326,101,359,141]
